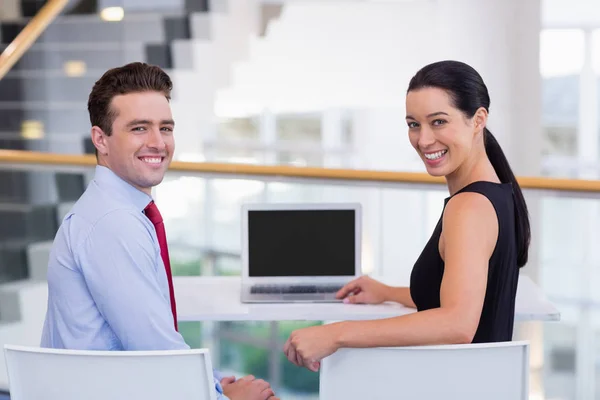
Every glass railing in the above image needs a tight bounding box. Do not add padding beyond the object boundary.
[1,152,600,399]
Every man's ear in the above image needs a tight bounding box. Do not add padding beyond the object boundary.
[91,126,109,156]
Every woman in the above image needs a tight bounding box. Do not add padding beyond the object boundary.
[283,60,531,372]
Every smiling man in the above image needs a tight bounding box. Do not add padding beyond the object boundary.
[40,63,278,400]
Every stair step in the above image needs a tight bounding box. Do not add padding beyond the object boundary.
[26,240,53,282]
[0,240,28,286]
[7,43,146,71]
[0,202,57,242]
[0,279,48,323]
[0,169,58,204]
[0,75,100,103]
[0,13,167,44]
[0,106,88,135]
[0,170,30,202]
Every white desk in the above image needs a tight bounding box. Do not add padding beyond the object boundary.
[174,274,560,322]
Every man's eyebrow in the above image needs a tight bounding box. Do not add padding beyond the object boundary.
[125,119,175,127]
[126,119,151,127]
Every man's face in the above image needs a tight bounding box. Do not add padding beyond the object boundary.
[92,91,175,194]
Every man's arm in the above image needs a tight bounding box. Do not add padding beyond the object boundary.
[76,209,229,398]
[77,209,186,350]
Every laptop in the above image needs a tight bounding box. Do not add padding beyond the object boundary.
[240,202,362,303]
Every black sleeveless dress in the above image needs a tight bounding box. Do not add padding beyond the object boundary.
[409,181,519,343]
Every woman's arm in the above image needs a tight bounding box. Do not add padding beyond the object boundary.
[336,276,416,308]
[336,192,498,347]
[385,287,416,308]
[284,192,499,370]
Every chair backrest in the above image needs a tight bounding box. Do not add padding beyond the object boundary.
[320,341,529,400]
[4,345,217,400]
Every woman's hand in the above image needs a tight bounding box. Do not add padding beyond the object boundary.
[335,276,392,304]
[283,324,343,372]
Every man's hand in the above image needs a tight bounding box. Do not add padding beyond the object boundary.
[221,375,279,400]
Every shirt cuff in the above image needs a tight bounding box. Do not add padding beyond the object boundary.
[213,369,226,397]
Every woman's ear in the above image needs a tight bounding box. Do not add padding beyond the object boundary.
[91,126,109,156]
[473,107,488,133]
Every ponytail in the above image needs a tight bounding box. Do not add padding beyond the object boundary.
[484,128,531,267]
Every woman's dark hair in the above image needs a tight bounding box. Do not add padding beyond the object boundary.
[407,60,530,267]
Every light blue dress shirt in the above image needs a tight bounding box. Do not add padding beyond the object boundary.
[41,165,228,399]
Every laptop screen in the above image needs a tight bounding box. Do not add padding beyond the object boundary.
[248,209,356,277]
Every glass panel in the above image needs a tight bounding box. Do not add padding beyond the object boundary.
[219,339,271,383]
[2,161,600,397]
[540,29,583,177]
[216,116,261,142]
[276,112,322,143]
[217,321,321,397]
[592,29,600,75]
[179,321,203,349]
[543,304,578,400]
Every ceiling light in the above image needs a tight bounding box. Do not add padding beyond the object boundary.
[21,120,44,140]
[63,60,86,77]
[100,7,124,22]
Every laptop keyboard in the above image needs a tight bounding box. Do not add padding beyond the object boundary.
[250,284,343,294]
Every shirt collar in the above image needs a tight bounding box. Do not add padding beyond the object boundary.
[93,165,153,211]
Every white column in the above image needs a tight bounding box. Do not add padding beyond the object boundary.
[505,3,546,399]
[574,29,598,400]
[578,30,599,179]
[260,110,277,165]
[576,201,597,400]
[321,108,344,168]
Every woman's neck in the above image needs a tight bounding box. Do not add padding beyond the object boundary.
[445,148,500,196]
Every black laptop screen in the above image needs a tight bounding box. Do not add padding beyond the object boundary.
[248,209,356,277]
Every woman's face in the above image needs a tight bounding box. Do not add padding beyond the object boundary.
[405,87,480,177]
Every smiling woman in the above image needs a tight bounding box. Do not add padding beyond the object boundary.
[283,60,532,374]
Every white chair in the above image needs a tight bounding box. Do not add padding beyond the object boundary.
[4,345,217,400]
[320,341,529,400]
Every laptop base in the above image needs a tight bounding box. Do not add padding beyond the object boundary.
[241,288,343,303]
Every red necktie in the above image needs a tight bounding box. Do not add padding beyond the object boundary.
[144,201,178,331]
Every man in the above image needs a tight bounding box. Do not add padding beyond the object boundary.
[41,62,278,400]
